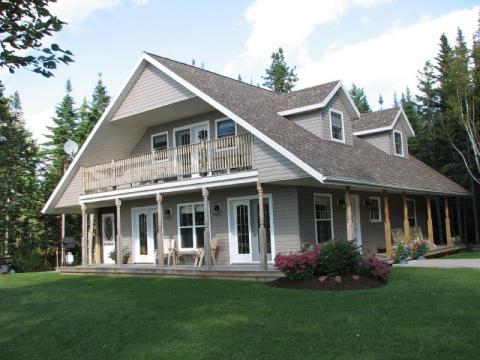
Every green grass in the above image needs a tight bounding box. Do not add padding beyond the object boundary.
[1,270,479,360]
[440,251,480,259]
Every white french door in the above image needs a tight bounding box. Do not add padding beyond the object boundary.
[102,213,116,264]
[132,207,157,263]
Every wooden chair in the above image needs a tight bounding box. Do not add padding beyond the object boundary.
[167,239,178,266]
[193,249,204,267]
[391,228,405,244]
[210,239,218,266]
[411,227,424,242]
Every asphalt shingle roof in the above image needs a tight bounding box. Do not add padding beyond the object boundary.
[148,53,468,195]
[352,107,399,132]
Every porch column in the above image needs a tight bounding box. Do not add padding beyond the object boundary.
[402,193,411,243]
[456,197,463,242]
[115,198,122,265]
[345,187,354,242]
[383,190,392,258]
[258,182,267,270]
[445,197,453,246]
[94,210,101,264]
[202,187,211,269]
[88,212,95,264]
[60,213,65,267]
[81,204,87,266]
[156,193,164,266]
[426,196,434,242]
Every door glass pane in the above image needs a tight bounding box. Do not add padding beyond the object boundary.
[264,201,271,253]
[139,213,148,255]
[153,212,158,250]
[195,204,205,226]
[180,205,193,226]
[104,216,113,241]
[175,129,190,146]
[180,228,193,248]
[196,129,208,143]
[236,204,250,254]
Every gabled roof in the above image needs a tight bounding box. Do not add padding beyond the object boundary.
[43,52,468,213]
[352,107,415,136]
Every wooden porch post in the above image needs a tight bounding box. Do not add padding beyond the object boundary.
[456,197,463,242]
[60,213,65,267]
[88,212,94,264]
[94,210,101,264]
[345,187,354,242]
[402,193,411,243]
[426,196,434,242]
[202,187,211,269]
[156,193,164,266]
[81,204,87,266]
[383,190,392,258]
[258,182,267,270]
[445,197,452,246]
[115,198,122,265]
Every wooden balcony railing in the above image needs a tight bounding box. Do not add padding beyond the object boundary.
[81,133,253,194]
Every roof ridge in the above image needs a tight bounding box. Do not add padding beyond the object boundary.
[144,51,279,96]
[285,80,340,95]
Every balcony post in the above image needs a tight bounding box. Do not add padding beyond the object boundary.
[115,198,123,265]
[258,182,268,270]
[81,203,87,266]
[111,159,116,189]
[202,187,211,269]
[156,193,164,266]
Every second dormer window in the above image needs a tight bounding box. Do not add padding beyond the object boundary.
[393,130,404,156]
[330,110,344,142]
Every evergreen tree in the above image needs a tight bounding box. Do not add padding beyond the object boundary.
[262,47,298,93]
[349,84,371,113]
[378,94,384,109]
[416,60,438,132]
[237,74,243,82]
[393,91,399,108]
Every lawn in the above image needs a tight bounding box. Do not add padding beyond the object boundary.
[1,269,479,360]
[440,251,480,259]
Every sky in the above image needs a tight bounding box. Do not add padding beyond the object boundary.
[3,0,479,143]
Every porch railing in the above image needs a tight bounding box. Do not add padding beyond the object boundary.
[81,133,253,194]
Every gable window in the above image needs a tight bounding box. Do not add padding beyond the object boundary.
[393,130,404,156]
[407,199,417,227]
[369,196,382,222]
[178,203,205,250]
[151,132,168,151]
[216,118,236,139]
[329,110,344,142]
[314,194,333,243]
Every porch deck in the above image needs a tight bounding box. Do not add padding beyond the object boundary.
[57,264,283,282]
[376,244,466,264]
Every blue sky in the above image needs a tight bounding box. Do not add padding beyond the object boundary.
[2,0,479,142]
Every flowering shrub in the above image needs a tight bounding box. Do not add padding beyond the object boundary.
[393,241,410,262]
[275,246,320,281]
[359,256,390,282]
[411,239,430,259]
[316,240,361,276]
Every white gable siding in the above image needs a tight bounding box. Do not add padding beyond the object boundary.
[112,64,195,121]
[56,169,82,208]
[362,132,391,154]
[289,111,323,138]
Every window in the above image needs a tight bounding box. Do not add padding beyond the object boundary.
[407,199,417,227]
[175,128,191,146]
[216,118,236,139]
[369,197,382,222]
[329,110,344,142]
[314,194,333,243]
[151,132,168,151]
[393,130,404,156]
[178,203,206,250]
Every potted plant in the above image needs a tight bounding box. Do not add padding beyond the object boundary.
[393,241,410,264]
[110,249,131,264]
[411,239,430,260]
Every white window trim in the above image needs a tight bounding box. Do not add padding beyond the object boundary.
[329,109,345,143]
[314,193,334,243]
[150,131,169,151]
[215,116,237,139]
[369,196,382,223]
[393,130,404,157]
[407,198,417,227]
[173,120,210,147]
[177,201,210,251]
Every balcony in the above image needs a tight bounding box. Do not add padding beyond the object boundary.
[81,134,253,194]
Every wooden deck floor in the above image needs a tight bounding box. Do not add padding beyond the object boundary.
[376,244,465,264]
[57,264,283,282]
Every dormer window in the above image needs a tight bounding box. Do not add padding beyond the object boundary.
[329,110,344,142]
[393,130,404,157]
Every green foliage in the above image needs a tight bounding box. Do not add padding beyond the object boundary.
[262,47,298,93]
[0,0,73,77]
[11,246,50,273]
[316,240,362,276]
[349,83,371,113]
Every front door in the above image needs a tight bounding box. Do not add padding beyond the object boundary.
[132,208,156,263]
[102,213,115,264]
[229,197,274,263]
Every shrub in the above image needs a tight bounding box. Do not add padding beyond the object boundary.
[11,247,51,273]
[275,246,320,281]
[359,256,390,282]
[316,240,361,276]
[393,241,410,262]
[411,239,430,259]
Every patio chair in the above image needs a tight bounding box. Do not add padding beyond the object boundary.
[167,239,178,266]
[391,228,405,244]
[210,239,218,266]
[411,227,424,242]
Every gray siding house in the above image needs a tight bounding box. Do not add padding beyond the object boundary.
[43,52,469,275]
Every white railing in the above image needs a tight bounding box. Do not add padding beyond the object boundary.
[82,134,253,194]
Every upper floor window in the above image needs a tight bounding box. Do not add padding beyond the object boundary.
[369,196,382,222]
[329,110,344,142]
[151,132,168,151]
[216,118,236,139]
[393,130,404,156]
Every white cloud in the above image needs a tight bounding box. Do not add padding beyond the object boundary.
[24,108,54,145]
[133,0,151,4]
[49,0,121,26]
[296,6,479,109]
[361,16,370,24]
[224,0,390,77]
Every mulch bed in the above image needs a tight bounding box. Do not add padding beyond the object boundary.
[268,275,385,291]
